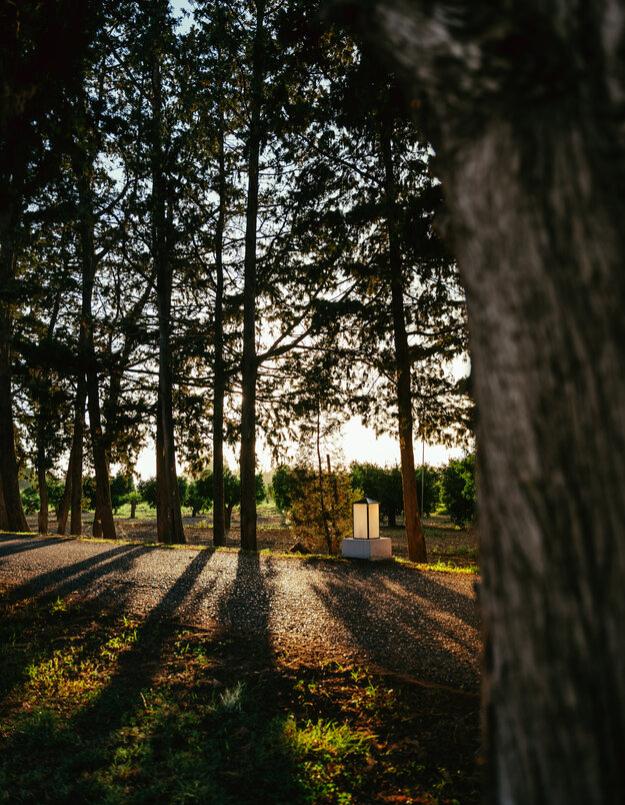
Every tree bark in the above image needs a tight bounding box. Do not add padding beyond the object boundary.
[239,0,266,552]
[316,405,333,554]
[150,41,185,545]
[380,114,427,562]
[212,63,227,548]
[0,474,7,532]
[74,146,116,540]
[368,2,625,802]
[0,203,29,533]
[69,377,87,535]
[57,378,87,535]
[56,435,74,534]
[36,425,48,534]
[225,503,234,533]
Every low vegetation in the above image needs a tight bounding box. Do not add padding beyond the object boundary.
[0,590,480,804]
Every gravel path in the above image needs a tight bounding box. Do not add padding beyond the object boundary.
[0,534,480,690]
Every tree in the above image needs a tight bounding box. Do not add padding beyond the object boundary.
[110,473,134,514]
[350,463,404,526]
[355,2,625,802]
[146,0,186,545]
[439,455,475,527]
[0,1,95,533]
[186,474,212,518]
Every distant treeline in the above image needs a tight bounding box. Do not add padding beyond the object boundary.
[273,458,476,528]
[21,456,475,529]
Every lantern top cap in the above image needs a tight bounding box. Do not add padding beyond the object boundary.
[353,497,378,505]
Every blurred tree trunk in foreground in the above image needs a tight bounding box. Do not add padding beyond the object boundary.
[358,2,625,802]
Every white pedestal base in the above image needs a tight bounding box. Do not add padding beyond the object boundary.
[341,537,392,560]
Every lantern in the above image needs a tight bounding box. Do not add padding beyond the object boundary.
[352,498,380,539]
[342,497,392,560]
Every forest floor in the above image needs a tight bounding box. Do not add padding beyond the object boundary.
[27,507,479,570]
[0,535,481,804]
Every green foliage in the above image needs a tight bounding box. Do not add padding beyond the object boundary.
[439,454,477,527]
[20,486,40,515]
[46,477,65,511]
[136,477,189,511]
[350,463,403,526]
[289,466,357,554]
[109,473,134,514]
[137,477,157,509]
[186,472,213,517]
[415,465,441,518]
[271,464,312,514]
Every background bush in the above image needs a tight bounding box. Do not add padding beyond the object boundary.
[439,454,476,526]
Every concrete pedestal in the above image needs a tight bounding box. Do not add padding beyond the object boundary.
[341,537,392,560]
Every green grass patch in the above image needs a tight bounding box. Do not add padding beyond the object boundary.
[0,593,480,804]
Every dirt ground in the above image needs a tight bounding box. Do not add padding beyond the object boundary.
[0,532,481,803]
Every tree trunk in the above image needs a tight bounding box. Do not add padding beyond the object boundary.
[327,453,341,549]
[0,206,29,533]
[0,475,7,532]
[380,114,426,562]
[239,0,265,553]
[74,147,116,541]
[370,3,625,802]
[150,43,185,546]
[130,499,137,519]
[36,434,48,534]
[57,377,86,536]
[240,0,265,551]
[225,503,233,533]
[315,406,333,554]
[212,71,227,548]
[57,436,73,534]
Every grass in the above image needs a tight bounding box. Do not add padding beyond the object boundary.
[0,591,480,804]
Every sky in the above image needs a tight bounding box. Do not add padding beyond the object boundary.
[133,416,466,479]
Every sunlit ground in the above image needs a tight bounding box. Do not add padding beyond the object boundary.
[0,592,480,804]
[0,532,480,803]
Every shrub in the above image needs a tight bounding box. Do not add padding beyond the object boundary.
[415,465,441,518]
[186,473,212,517]
[271,465,313,515]
[136,476,188,511]
[110,473,134,513]
[126,491,142,519]
[289,465,358,554]
[46,477,65,512]
[21,486,40,515]
[350,463,403,526]
[439,454,476,526]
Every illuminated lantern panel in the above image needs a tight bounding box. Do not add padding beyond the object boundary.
[368,502,380,539]
[352,498,380,539]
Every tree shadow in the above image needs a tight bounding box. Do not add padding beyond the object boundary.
[3,543,151,606]
[73,548,216,735]
[310,562,480,691]
[217,550,277,669]
[0,536,72,561]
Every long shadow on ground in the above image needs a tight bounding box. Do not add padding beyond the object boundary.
[3,543,152,606]
[0,536,72,561]
[311,562,480,690]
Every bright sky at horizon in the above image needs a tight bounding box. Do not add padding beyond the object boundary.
[133,416,466,479]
